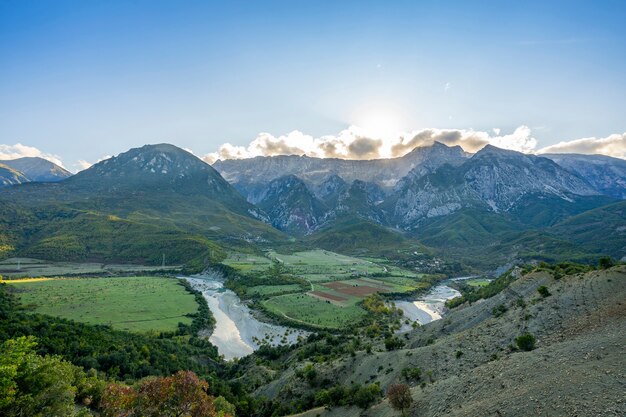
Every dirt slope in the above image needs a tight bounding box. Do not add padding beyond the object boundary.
[285,266,626,417]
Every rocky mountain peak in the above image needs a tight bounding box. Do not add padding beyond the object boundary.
[0,157,71,184]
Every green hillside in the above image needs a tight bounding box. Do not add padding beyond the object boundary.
[307,217,424,258]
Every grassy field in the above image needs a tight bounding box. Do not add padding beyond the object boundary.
[262,293,366,329]
[246,284,303,296]
[221,253,273,273]
[464,278,493,287]
[6,276,197,333]
[0,257,181,279]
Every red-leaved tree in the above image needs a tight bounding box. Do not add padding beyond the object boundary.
[100,370,227,417]
[387,383,413,416]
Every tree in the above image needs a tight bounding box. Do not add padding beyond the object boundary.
[387,383,413,416]
[353,383,382,409]
[100,370,231,417]
[0,336,99,417]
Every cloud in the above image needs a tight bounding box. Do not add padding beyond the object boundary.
[77,160,92,170]
[538,132,626,159]
[73,155,113,172]
[0,143,65,168]
[444,82,452,92]
[203,125,540,163]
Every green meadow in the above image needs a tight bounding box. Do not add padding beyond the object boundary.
[7,276,198,333]
[262,292,366,329]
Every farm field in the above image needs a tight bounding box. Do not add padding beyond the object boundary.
[222,249,437,329]
[221,253,273,273]
[6,276,197,332]
[262,292,366,329]
[0,257,181,279]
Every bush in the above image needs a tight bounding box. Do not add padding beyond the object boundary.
[384,337,405,351]
[598,256,615,269]
[515,333,536,351]
[492,304,508,317]
[537,286,551,298]
[401,367,421,381]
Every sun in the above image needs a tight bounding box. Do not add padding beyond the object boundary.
[350,102,408,140]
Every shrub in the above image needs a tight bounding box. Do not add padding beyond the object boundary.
[537,286,551,298]
[598,256,615,269]
[492,304,508,317]
[401,367,421,381]
[384,337,405,351]
[515,333,536,351]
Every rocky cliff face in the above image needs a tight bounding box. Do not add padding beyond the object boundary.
[212,143,623,235]
[543,153,626,199]
[392,146,599,227]
[255,175,328,236]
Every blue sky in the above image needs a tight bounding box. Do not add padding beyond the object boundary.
[1,0,625,169]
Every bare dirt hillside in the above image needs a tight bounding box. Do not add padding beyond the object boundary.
[284,266,626,417]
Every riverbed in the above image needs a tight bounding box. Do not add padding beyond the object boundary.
[184,274,308,360]
[395,283,462,331]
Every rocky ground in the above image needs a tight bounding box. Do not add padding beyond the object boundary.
[279,266,625,417]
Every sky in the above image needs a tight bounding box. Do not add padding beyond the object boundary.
[1,0,625,170]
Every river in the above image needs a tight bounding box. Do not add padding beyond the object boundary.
[394,280,467,330]
[184,274,308,361]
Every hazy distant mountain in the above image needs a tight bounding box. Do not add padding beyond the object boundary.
[213,142,620,237]
[213,141,469,197]
[0,163,29,187]
[0,157,71,186]
[543,153,626,199]
[392,145,602,229]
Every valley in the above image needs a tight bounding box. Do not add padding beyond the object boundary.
[0,142,624,417]
[221,249,438,330]
[3,4,625,416]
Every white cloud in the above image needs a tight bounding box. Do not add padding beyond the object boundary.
[0,143,65,168]
[77,160,92,170]
[72,155,113,173]
[203,125,540,163]
[538,132,626,159]
[444,82,452,92]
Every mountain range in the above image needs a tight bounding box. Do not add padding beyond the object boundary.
[0,142,624,271]
[214,142,621,229]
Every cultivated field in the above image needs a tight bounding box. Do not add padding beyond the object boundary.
[6,276,197,332]
[225,249,433,329]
